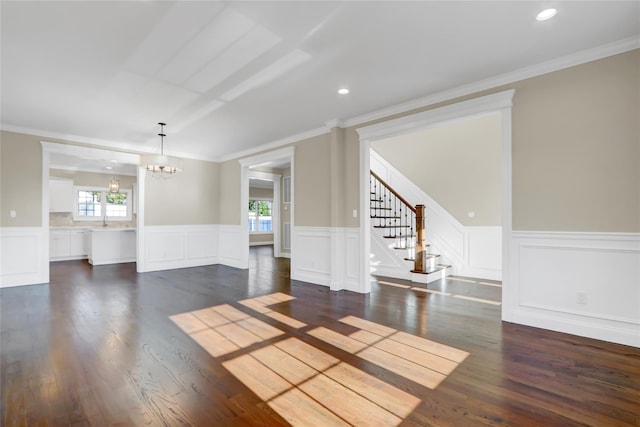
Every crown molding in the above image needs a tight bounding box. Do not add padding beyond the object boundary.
[343,36,640,129]
[219,125,330,163]
[324,119,345,129]
[222,37,638,161]
[3,124,143,154]
[1,123,219,163]
[4,37,637,164]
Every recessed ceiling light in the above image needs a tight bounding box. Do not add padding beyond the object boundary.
[338,88,350,95]
[536,8,557,21]
[105,166,113,170]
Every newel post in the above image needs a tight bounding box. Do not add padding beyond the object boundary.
[414,204,426,272]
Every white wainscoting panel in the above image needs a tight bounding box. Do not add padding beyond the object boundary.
[337,228,361,292]
[143,225,218,272]
[1,227,48,287]
[291,226,362,292]
[371,150,502,281]
[218,224,244,269]
[508,231,640,348]
[291,226,332,286]
[462,227,502,280]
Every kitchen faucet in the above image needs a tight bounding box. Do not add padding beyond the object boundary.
[103,215,108,227]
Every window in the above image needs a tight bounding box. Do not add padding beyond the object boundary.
[78,190,102,217]
[283,176,291,203]
[248,200,272,232]
[74,186,132,221]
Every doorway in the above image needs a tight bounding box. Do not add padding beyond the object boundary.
[239,146,294,269]
[357,90,514,316]
[41,142,141,276]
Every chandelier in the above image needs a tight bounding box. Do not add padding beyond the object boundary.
[108,176,120,193]
[140,122,183,177]
[108,160,120,192]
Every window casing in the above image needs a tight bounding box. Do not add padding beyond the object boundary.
[248,200,273,233]
[73,186,132,221]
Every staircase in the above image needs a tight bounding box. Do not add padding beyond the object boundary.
[370,171,450,284]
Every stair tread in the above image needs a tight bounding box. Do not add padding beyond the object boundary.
[404,254,438,261]
[411,264,451,275]
[370,216,402,219]
[384,234,416,238]
[374,225,412,228]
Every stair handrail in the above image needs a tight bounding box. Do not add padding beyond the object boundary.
[370,171,416,213]
[370,171,428,273]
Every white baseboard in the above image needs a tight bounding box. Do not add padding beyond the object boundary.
[506,231,640,348]
[1,227,49,287]
[291,226,362,292]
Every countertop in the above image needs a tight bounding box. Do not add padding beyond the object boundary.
[51,226,136,231]
[87,227,136,232]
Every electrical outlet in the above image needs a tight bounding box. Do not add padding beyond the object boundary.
[576,291,587,305]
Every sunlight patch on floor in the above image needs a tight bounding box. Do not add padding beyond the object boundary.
[308,315,469,390]
[171,292,470,426]
[453,295,502,305]
[376,279,502,305]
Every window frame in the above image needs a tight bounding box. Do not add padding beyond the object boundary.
[248,198,274,234]
[73,186,132,222]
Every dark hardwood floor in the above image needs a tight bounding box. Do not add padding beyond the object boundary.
[2,245,639,426]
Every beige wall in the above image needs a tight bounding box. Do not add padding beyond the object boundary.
[2,50,638,234]
[0,131,43,227]
[341,49,639,233]
[294,133,332,227]
[249,187,273,199]
[226,133,334,228]
[342,128,361,228]
[509,50,639,231]
[144,158,219,225]
[0,130,221,228]
[218,159,241,225]
[371,114,502,226]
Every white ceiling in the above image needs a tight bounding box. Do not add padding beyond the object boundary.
[2,1,639,162]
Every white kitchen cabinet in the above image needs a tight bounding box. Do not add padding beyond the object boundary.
[49,178,74,212]
[50,230,70,259]
[69,229,88,257]
[88,228,136,265]
[50,228,88,261]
